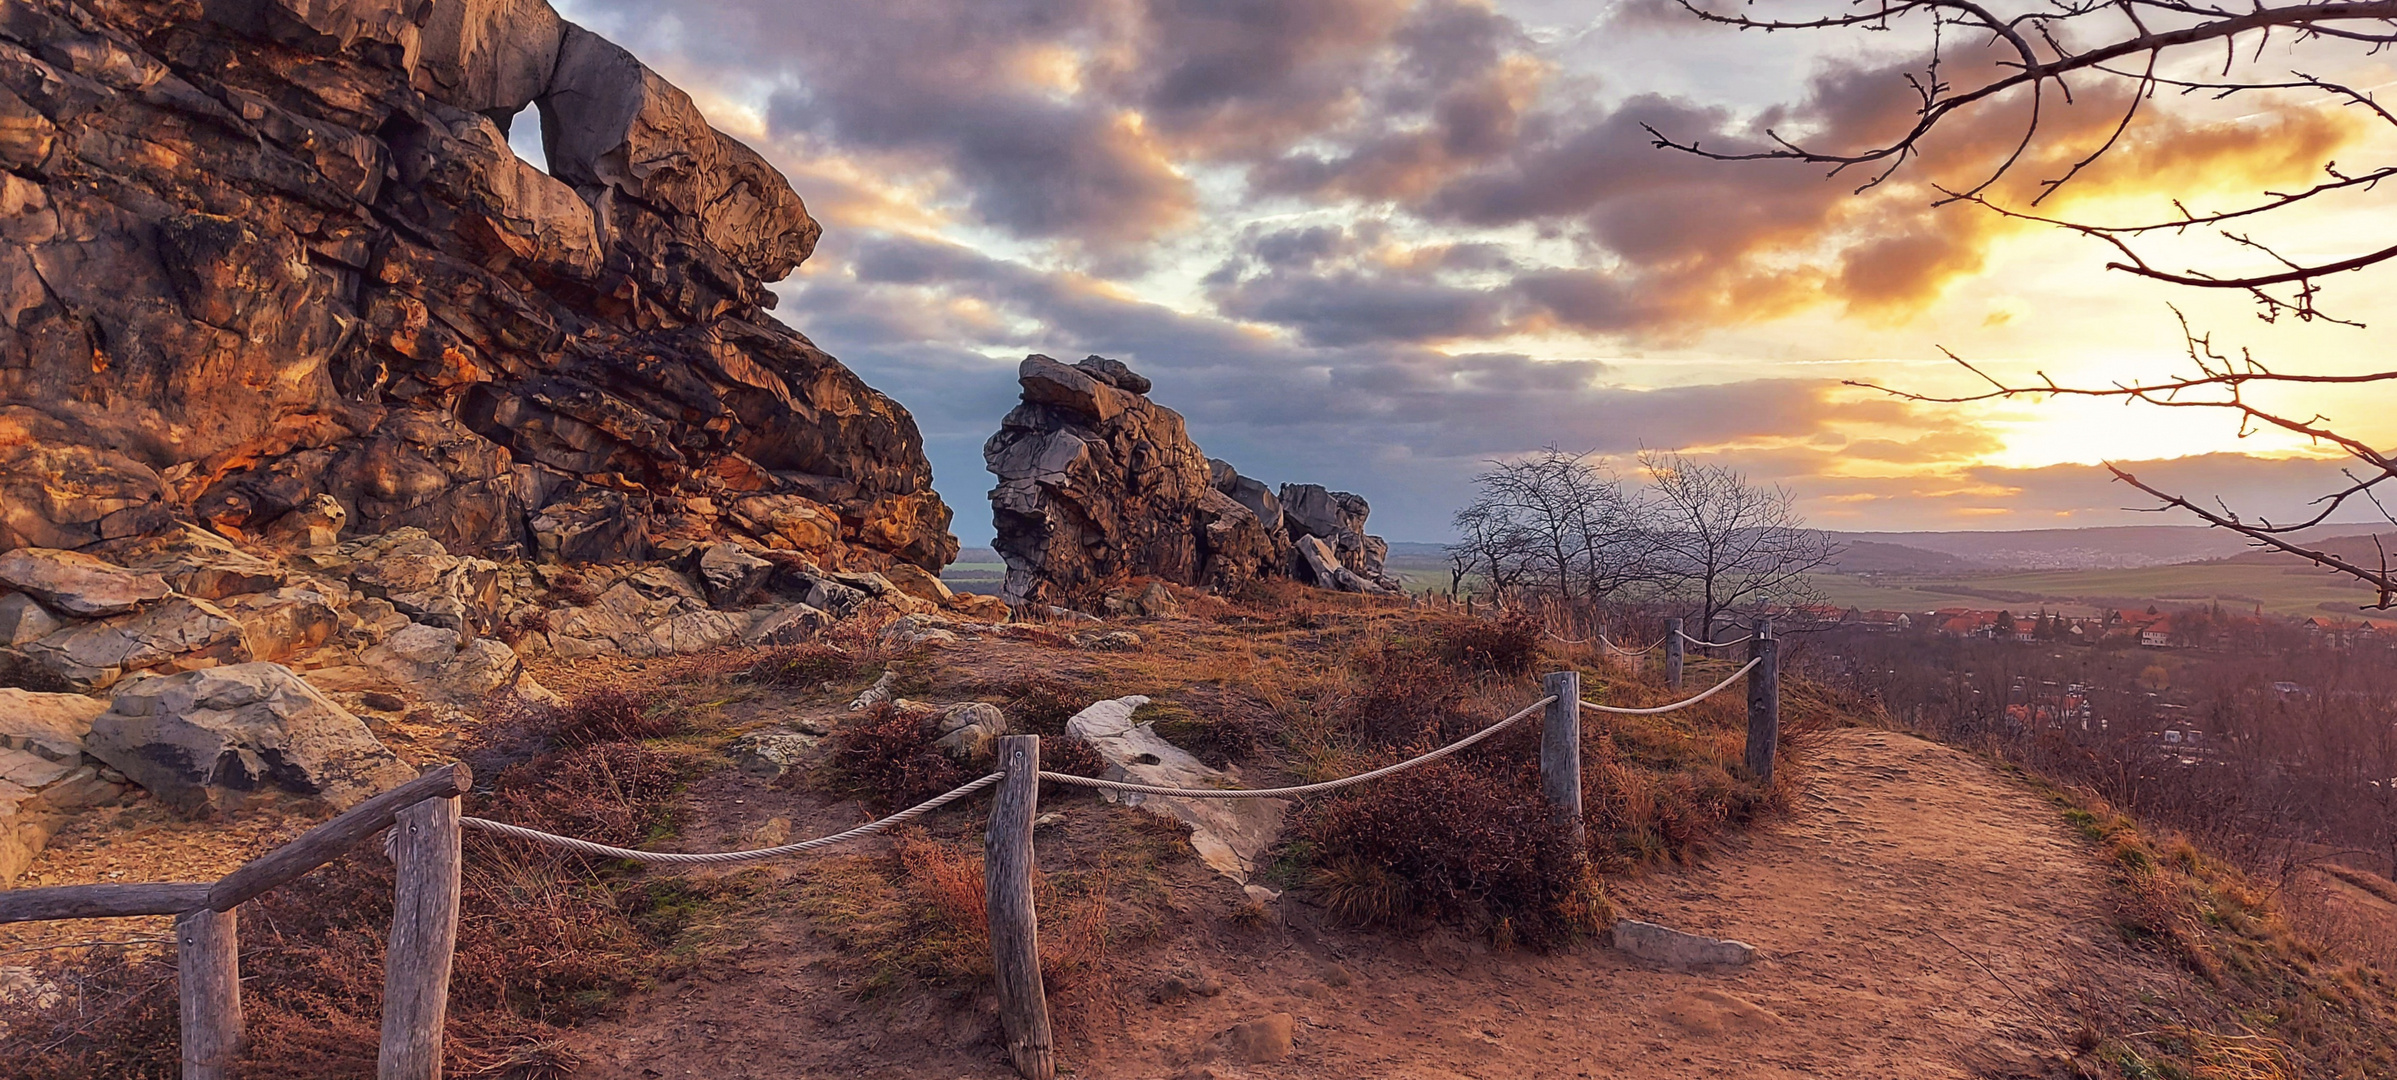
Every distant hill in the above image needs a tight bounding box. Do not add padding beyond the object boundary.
[2223,530,2396,569]
[1826,526,2262,570]
[1826,540,1974,575]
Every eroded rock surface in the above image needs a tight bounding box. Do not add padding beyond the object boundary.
[1064,695,1286,884]
[84,662,416,813]
[0,0,954,572]
[987,355,1399,605]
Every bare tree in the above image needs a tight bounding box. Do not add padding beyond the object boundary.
[1658,0,2397,606]
[1450,448,1659,604]
[1639,451,1841,637]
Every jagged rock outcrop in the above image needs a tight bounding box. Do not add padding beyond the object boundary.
[987,355,1399,604]
[0,0,955,571]
[985,355,1283,607]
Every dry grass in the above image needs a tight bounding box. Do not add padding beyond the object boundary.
[2039,789,2397,1080]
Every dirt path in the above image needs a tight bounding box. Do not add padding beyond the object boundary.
[567,728,2179,1079]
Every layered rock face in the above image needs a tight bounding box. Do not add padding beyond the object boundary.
[986,355,1397,606]
[985,355,1285,607]
[0,0,956,571]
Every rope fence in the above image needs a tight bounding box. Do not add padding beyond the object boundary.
[1581,658,1759,715]
[1039,697,1555,799]
[1679,629,1753,648]
[459,772,1005,865]
[1,618,1783,1080]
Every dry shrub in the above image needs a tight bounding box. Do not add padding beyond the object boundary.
[831,702,969,813]
[866,833,1116,1009]
[541,569,602,608]
[1040,734,1111,787]
[987,672,1103,736]
[1427,612,1543,676]
[1296,760,1605,948]
[734,643,860,689]
[0,949,179,1080]
[1343,641,1475,749]
[4,688,698,1079]
[485,741,688,847]
[1146,693,1277,769]
[547,687,681,748]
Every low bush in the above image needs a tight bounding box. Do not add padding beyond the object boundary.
[989,672,1102,736]
[735,643,861,689]
[485,741,688,847]
[1296,760,1607,949]
[1427,612,1544,676]
[1144,695,1276,769]
[1343,641,1476,749]
[546,687,682,748]
[830,703,969,813]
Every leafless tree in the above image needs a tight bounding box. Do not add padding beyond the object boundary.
[1657,0,2397,606]
[1640,451,1842,637]
[1451,448,1659,604]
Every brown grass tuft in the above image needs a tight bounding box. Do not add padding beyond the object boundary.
[829,703,970,813]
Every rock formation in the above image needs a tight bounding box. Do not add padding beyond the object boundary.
[0,0,956,571]
[985,355,1284,607]
[987,355,1399,605]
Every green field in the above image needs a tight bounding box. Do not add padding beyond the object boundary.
[1812,560,2384,618]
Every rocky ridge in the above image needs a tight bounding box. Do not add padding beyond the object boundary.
[0,0,956,571]
[985,355,1400,606]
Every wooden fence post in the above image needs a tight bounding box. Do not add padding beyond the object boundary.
[1665,618,1684,690]
[1540,671,1584,850]
[379,795,463,1080]
[986,734,1054,1080]
[1745,619,1780,785]
[176,906,240,1080]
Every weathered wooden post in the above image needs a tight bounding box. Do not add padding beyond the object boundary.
[1744,618,1780,785]
[177,907,241,1080]
[1665,617,1684,690]
[986,734,1054,1080]
[380,792,464,1079]
[1540,671,1584,849]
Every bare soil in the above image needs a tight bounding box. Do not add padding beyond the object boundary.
[560,727,2185,1079]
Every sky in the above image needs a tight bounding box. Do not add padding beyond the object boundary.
[542,0,2397,545]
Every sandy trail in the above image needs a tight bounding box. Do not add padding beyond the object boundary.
[569,728,2158,1079]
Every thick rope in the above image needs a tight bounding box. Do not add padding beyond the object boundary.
[460,772,1004,865]
[1599,634,1666,656]
[1038,696,1556,799]
[1677,629,1754,648]
[1579,658,1761,715]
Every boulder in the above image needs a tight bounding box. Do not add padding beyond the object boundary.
[0,593,62,646]
[0,550,170,618]
[361,622,550,704]
[19,597,250,690]
[0,688,106,763]
[0,0,956,574]
[741,603,828,646]
[985,356,1284,607]
[881,562,954,606]
[727,728,818,779]
[84,663,417,813]
[947,593,1010,623]
[696,543,773,609]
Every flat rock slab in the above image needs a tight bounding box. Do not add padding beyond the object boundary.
[0,549,170,618]
[1612,919,1758,970]
[1065,695,1286,884]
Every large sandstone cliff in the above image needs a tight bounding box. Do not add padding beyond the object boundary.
[0,0,957,571]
